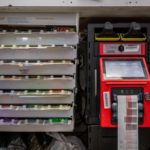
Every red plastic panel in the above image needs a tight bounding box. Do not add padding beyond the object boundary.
[99,42,146,56]
[99,57,150,128]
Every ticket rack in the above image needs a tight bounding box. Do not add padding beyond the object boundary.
[0,13,79,132]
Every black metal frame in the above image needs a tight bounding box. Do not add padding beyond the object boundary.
[87,23,150,150]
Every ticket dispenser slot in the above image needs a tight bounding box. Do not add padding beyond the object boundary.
[111,88,144,125]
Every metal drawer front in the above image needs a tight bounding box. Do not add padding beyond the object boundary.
[0,93,74,104]
[0,120,74,132]
[0,32,79,45]
[0,78,75,89]
[0,107,73,118]
[0,64,76,75]
[0,47,77,60]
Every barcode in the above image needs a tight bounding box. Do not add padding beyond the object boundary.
[125,117,138,123]
[125,45,139,52]
[105,50,115,54]
[127,109,137,116]
[128,102,137,108]
[103,92,110,109]
[126,124,137,130]
[126,46,137,49]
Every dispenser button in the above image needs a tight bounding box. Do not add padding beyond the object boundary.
[118,45,124,52]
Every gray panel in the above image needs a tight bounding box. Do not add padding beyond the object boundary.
[0,107,73,118]
[0,0,150,7]
[0,64,76,75]
[0,47,77,60]
[0,13,78,26]
[0,78,75,89]
[1,7,150,18]
[0,93,74,104]
[0,32,79,45]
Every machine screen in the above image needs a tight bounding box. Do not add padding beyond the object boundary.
[103,59,147,79]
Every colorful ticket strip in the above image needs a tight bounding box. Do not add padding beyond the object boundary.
[0,118,71,125]
[0,27,76,34]
[0,90,72,96]
[0,45,75,48]
[0,104,71,110]
[0,75,73,80]
[0,60,74,65]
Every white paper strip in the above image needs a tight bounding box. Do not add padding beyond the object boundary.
[118,95,138,150]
